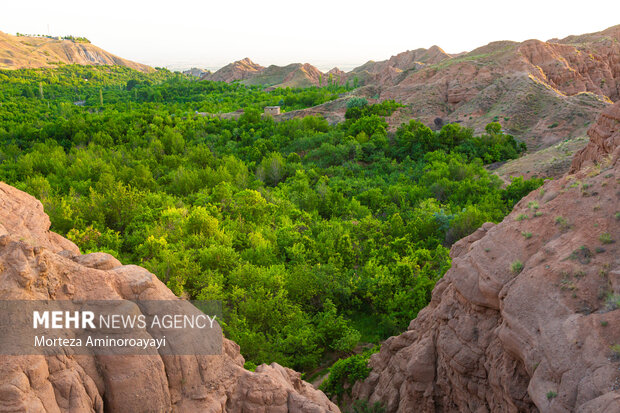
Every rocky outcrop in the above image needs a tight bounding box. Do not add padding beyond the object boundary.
[571,99,620,172]
[0,183,339,412]
[351,102,620,412]
[348,46,452,87]
[0,31,152,72]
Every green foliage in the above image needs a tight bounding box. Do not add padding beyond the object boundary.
[502,177,544,208]
[345,99,401,121]
[510,260,524,274]
[320,347,378,402]
[394,120,526,164]
[346,97,368,110]
[0,65,542,374]
[599,232,613,244]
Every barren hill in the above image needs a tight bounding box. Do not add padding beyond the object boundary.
[351,101,620,412]
[0,31,152,72]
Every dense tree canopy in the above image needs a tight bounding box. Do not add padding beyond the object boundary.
[0,65,540,372]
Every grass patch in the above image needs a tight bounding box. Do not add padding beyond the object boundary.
[510,260,524,274]
[554,216,570,231]
[599,232,614,244]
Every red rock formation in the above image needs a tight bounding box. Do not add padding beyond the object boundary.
[352,102,620,412]
[0,183,339,413]
[571,100,620,172]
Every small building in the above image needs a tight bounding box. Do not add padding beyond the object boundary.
[264,106,280,116]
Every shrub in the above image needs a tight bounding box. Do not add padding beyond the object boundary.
[319,347,378,402]
[599,232,614,244]
[546,391,558,400]
[346,97,368,109]
[568,246,593,264]
[554,216,570,231]
[510,260,524,274]
[521,231,532,239]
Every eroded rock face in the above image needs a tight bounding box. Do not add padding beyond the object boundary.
[571,100,620,172]
[0,183,339,413]
[352,103,620,412]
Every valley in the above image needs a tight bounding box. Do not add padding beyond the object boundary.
[0,22,618,413]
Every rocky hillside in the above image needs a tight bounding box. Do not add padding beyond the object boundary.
[351,102,620,412]
[374,25,619,149]
[0,31,152,72]
[0,184,339,412]
[208,25,620,149]
[348,45,453,87]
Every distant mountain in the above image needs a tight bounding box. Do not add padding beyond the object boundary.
[0,30,152,72]
[202,58,346,88]
[203,57,264,82]
[183,67,210,77]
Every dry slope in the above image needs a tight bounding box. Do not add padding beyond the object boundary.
[351,102,620,412]
[0,183,339,413]
[0,31,152,72]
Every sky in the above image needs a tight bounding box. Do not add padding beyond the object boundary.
[1,0,619,71]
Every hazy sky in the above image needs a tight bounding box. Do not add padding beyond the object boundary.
[1,0,619,71]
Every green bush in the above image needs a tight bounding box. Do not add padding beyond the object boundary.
[320,347,379,402]
[510,260,524,274]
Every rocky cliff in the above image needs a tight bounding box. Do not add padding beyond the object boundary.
[351,102,620,412]
[0,31,152,72]
[0,184,339,412]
